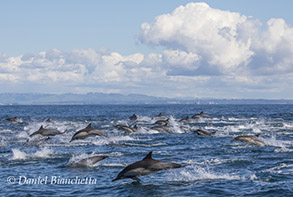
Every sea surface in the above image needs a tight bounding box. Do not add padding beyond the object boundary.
[0,104,292,196]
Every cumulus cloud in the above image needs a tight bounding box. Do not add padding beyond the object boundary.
[139,2,254,75]
[139,2,293,77]
[249,18,293,75]
[0,48,168,94]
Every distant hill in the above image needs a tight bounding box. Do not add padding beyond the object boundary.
[0,93,169,105]
[0,93,292,105]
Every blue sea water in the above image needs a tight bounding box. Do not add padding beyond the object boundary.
[0,104,292,196]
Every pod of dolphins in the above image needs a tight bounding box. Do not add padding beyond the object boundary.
[5,111,268,182]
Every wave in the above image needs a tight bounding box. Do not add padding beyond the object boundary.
[167,165,241,182]
[102,163,125,167]
[263,163,293,175]
[262,136,293,150]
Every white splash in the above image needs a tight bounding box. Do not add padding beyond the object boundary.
[16,131,29,138]
[11,149,28,160]
[34,147,54,158]
[168,116,184,134]
[168,165,241,182]
[11,147,54,160]
[263,163,293,175]
[263,135,293,148]
[102,163,125,167]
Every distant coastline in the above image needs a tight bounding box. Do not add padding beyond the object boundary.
[0,93,292,105]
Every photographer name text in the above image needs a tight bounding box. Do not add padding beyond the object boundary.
[7,176,97,185]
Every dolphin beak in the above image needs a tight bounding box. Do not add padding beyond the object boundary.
[112,178,119,182]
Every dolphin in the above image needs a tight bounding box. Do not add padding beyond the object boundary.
[179,116,192,123]
[231,134,266,146]
[70,123,107,142]
[30,125,63,137]
[193,129,216,136]
[154,118,169,125]
[69,155,108,168]
[26,136,51,146]
[191,111,211,119]
[115,124,139,134]
[6,117,20,123]
[154,113,168,120]
[180,125,190,131]
[112,151,181,182]
[150,125,173,133]
[129,114,138,120]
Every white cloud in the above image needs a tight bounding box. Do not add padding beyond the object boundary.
[139,2,255,75]
[139,2,293,77]
[0,48,168,95]
[162,50,200,70]
[249,18,293,75]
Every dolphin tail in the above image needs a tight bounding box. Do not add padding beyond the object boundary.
[62,129,70,134]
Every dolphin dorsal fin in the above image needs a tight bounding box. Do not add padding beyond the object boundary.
[143,151,153,160]
[86,123,92,129]
[255,134,260,137]
[39,125,43,130]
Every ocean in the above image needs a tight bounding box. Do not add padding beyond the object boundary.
[0,104,292,196]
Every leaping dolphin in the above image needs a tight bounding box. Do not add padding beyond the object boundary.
[179,116,192,123]
[154,118,169,125]
[70,123,107,142]
[30,125,63,137]
[191,111,211,119]
[27,136,51,146]
[112,151,181,182]
[154,113,168,120]
[150,125,173,133]
[231,134,266,146]
[193,129,216,136]
[115,124,139,134]
[68,155,108,168]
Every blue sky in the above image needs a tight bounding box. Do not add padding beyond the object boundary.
[0,1,293,99]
